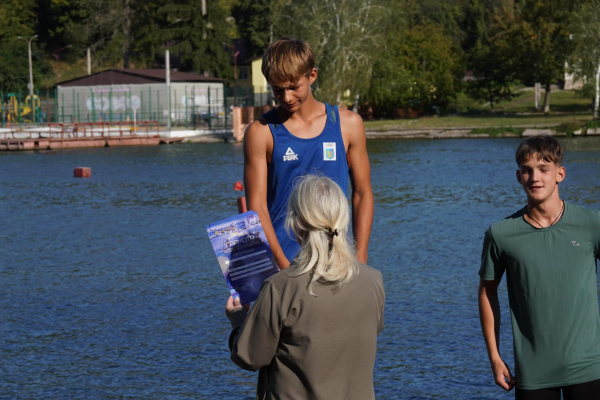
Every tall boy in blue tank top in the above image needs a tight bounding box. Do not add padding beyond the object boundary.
[478,135,600,399]
[243,37,373,269]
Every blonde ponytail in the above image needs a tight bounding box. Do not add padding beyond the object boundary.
[285,175,359,295]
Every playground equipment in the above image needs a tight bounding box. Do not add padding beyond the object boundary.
[24,94,42,122]
[1,93,45,126]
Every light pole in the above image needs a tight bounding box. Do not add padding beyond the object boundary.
[17,35,37,101]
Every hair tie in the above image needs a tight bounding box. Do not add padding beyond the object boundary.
[329,228,338,237]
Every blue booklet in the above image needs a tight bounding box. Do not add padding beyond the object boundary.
[207,211,280,305]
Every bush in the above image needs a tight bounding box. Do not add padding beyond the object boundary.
[470,127,524,137]
[555,122,582,137]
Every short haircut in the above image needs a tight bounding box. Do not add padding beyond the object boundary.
[515,135,563,167]
[261,37,315,87]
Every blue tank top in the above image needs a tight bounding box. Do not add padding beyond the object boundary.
[264,103,349,262]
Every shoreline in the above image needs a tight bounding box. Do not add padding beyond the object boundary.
[364,126,600,140]
[3,126,599,151]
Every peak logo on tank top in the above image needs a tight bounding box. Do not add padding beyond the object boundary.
[283,147,298,161]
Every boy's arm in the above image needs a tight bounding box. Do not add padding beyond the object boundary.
[478,278,515,391]
[341,110,374,264]
[243,121,290,269]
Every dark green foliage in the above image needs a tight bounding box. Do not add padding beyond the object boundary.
[463,0,517,110]
[584,119,600,130]
[366,18,462,115]
[231,0,271,58]
[556,122,581,137]
[0,0,47,90]
[0,0,596,117]
[158,0,234,80]
[504,0,576,112]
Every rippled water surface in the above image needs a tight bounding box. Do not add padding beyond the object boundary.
[2,138,600,399]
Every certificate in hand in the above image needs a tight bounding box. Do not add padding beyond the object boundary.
[207,211,280,305]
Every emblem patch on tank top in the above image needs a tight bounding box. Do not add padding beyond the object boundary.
[323,142,336,161]
[283,147,299,161]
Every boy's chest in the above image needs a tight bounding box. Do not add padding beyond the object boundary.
[283,115,328,140]
[501,229,597,281]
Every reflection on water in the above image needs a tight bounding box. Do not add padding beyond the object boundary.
[1,138,599,399]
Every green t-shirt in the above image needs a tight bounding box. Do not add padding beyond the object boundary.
[480,201,600,390]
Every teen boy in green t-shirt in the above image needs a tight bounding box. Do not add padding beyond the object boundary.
[478,135,600,399]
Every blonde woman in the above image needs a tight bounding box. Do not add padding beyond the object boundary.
[225,175,385,400]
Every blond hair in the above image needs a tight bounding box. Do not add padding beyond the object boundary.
[285,175,359,295]
[261,37,315,87]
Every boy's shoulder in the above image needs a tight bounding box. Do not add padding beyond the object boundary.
[244,116,273,148]
[337,108,366,145]
[338,108,364,128]
[488,202,600,238]
[565,201,600,217]
[488,207,526,238]
[564,201,600,225]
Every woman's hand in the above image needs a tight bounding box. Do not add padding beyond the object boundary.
[226,296,249,329]
[226,295,242,316]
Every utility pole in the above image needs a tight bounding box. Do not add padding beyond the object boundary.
[166,50,171,131]
[87,48,92,75]
[17,35,38,101]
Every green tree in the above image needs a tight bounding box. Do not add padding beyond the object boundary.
[570,0,600,118]
[58,0,146,68]
[464,0,517,111]
[506,0,576,112]
[159,0,234,80]
[231,0,289,58]
[276,0,389,105]
[366,19,462,115]
[0,0,42,91]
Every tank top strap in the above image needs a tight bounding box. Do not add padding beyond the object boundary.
[261,108,282,149]
[327,103,340,127]
[262,108,282,132]
[324,103,344,145]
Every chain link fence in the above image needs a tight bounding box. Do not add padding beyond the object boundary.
[1,85,273,130]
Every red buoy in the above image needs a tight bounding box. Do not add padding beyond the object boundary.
[233,180,244,191]
[74,167,91,178]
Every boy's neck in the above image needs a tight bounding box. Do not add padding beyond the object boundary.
[525,193,564,227]
[277,94,321,122]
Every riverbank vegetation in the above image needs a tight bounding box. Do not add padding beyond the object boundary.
[1,0,599,121]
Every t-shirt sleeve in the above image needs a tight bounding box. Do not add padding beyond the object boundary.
[230,279,281,371]
[479,228,507,281]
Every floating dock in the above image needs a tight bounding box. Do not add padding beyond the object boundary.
[0,122,184,151]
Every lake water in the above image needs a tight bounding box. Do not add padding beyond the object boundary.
[1,138,600,399]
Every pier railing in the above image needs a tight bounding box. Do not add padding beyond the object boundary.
[0,121,160,139]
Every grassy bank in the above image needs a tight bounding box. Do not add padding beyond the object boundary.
[364,90,594,131]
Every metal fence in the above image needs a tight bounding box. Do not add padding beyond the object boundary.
[1,85,273,130]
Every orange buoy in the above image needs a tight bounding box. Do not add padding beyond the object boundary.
[74,167,91,178]
[233,181,244,191]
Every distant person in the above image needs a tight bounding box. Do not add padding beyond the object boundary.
[226,175,385,399]
[243,37,373,269]
[478,135,600,399]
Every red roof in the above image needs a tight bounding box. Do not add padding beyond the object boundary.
[59,69,224,87]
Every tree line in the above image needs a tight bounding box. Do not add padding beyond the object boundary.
[1,0,599,117]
